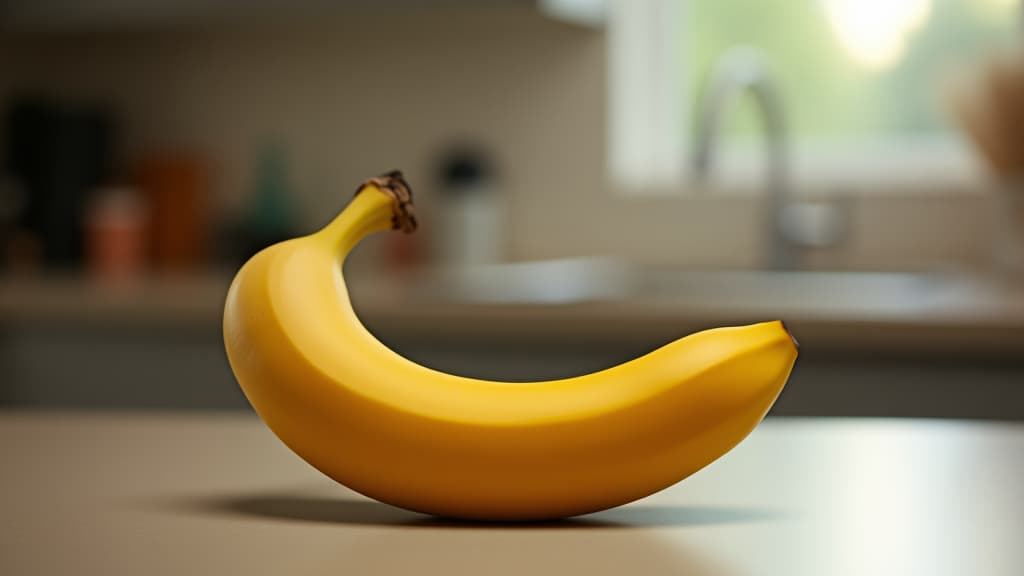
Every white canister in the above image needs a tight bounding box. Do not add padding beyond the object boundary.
[435,149,502,268]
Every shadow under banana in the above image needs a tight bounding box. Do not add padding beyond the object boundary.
[161,489,773,576]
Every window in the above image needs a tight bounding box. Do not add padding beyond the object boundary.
[607,0,1021,191]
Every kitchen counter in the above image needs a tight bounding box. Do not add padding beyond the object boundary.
[2,269,1024,354]
[2,411,1022,575]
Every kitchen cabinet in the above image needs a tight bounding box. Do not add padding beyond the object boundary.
[0,0,599,31]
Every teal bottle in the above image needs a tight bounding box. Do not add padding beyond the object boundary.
[241,143,296,261]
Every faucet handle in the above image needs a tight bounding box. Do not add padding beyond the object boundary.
[777,196,851,249]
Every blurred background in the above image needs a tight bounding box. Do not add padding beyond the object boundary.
[0,0,1022,417]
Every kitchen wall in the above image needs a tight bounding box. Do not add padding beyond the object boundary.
[0,3,994,271]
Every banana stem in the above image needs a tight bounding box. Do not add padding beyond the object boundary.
[360,170,417,234]
[317,171,417,254]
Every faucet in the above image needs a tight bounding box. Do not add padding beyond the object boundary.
[691,46,843,270]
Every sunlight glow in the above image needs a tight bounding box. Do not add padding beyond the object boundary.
[981,0,1018,10]
[822,0,932,70]
[976,0,1019,18]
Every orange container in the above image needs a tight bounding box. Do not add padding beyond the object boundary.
[136,154,209,272]
[84,187,148,282]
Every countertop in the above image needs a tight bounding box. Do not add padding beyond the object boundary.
[2,269,1024,353]
[2,412,1022,575]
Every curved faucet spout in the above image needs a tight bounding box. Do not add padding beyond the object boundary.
[691,46,795,270]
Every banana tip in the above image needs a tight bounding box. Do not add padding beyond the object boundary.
[780,320,799,351]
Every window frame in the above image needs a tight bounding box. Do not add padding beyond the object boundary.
[605,0,1017,197]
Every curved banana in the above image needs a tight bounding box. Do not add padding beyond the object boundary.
[223,171,798,521]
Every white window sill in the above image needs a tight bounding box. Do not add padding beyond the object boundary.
[611,135,993,198]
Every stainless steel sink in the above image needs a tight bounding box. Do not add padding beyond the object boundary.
[417,257,632,305]
[633,268,981,314]
[409,259,985,315]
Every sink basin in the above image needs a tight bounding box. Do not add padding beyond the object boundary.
[633,269,978,314]
[401,259,987,316]
[419,257,631,305]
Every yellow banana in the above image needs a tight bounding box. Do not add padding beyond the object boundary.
[223,171,798,521]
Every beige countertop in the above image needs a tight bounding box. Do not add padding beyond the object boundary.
[2,411,1022,575]
[2,269,1024,353]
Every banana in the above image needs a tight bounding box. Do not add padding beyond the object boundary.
[223,171,798,521]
